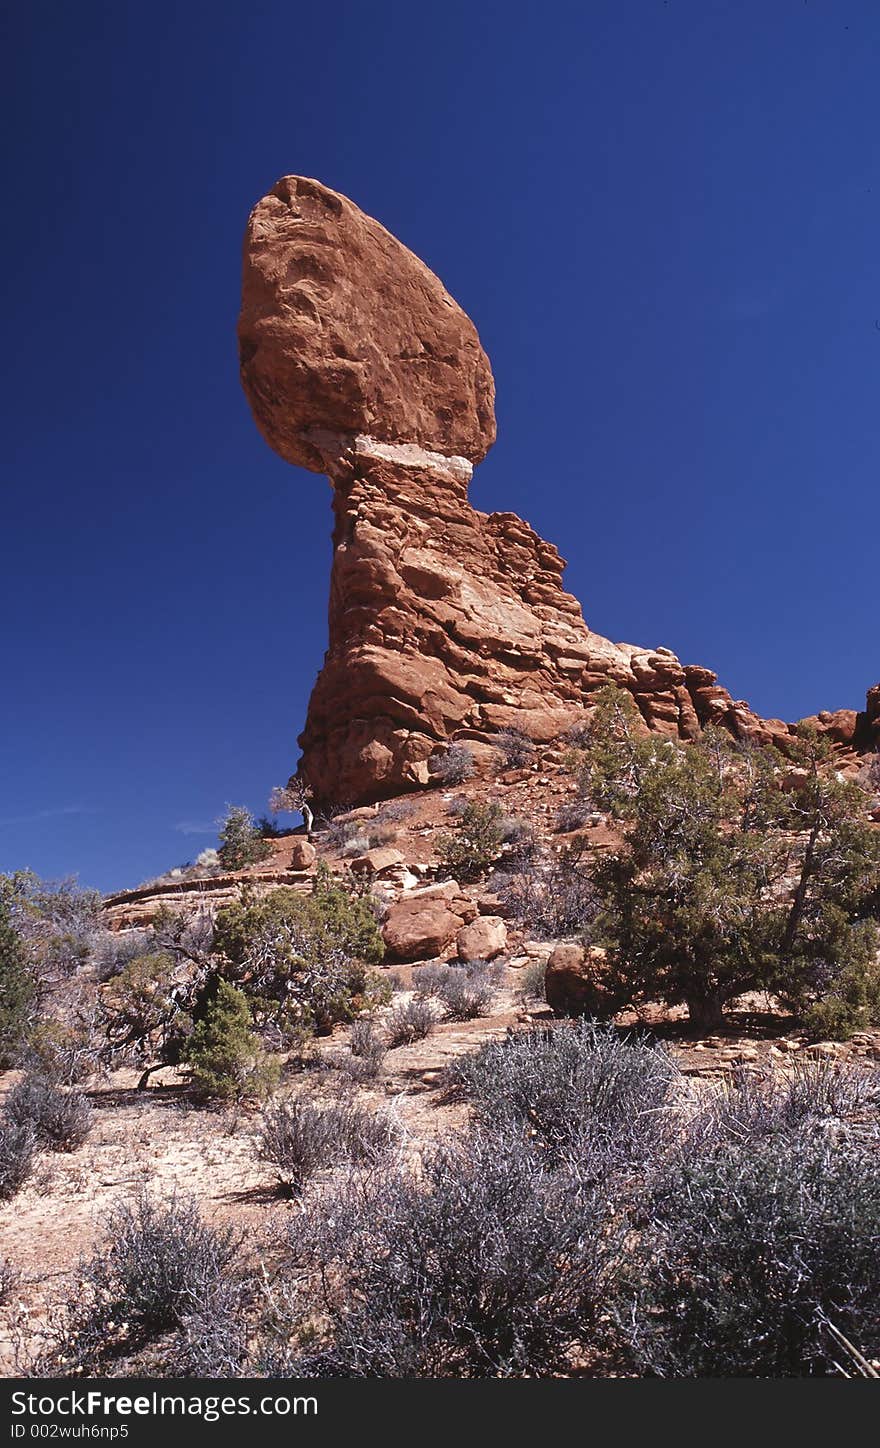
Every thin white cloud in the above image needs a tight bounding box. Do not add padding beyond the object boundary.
[0,805,99,829]
[174,820,218,837]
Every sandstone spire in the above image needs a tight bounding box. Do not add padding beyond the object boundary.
[239,176,876,803]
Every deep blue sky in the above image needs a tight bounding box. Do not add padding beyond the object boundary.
[2,1,877,893]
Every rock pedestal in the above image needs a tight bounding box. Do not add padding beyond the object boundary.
[239,175,878,804]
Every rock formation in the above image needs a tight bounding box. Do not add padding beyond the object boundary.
[239,175,878,804]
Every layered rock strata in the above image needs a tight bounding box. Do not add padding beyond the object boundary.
[239,175,878,804]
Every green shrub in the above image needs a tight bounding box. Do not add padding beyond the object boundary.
[435,801,505,882]
[574,687,880,1031]
[98,950,190,1082]
[212,869,386,1039]
[0,893,37,1066]
[217,805,274,870]
[799,926,880,1040]
[185,980,279,1102]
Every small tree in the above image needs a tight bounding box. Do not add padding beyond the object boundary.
[217,806,274,871]
[575,687,880,1032]
[185,980,279,1103]
[211,868,386,1039]
[98,951,195,1088]
[269,779,315,837]
[435,801,506,881]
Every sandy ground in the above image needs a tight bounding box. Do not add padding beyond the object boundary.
[0,985,528,1373]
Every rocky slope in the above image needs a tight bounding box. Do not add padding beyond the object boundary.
[238,175,877,804]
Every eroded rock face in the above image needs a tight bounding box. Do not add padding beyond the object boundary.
[239,175,495,473]
[238,176,878,804]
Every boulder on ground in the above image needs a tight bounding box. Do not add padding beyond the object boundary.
[382,896,462,962]
[288,838,317,871]
[349,846,405,876]
[544,943,616,1017]
[456,915,507,961]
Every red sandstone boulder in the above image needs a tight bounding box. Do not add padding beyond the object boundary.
[456,915,507,961]
[382,899,462,962]
[545,943,616,1017]
[349,846,405,876]
[288,838,317,870]
[239,176,496,472]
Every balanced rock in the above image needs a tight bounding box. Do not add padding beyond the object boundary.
[239,177,879,804]
[239,175,495,472]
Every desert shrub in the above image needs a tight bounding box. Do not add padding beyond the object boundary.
[435,801,505,882]
[429,744,476,787]
[857,750,880,798]
[4,1074,91,1152]
[498,849,598,938]
[273,1127,612,1378]
[780,1056,879,1121]
[92,927,151,983]
[517,958,547,1002]
[426,962,496,1021]
[622,1131,880,1377]
[340,1017,387,1082]
[563,718,594,749]
[683,1060,877,1153]
[2,871,102,981]
[339,833,371,858]
[185,980,279,1102]
[0,893,37,1066]
[0,1119,36,1201]
[317,811,361,849]
[412,963,453,999]
[52,1195,242,1373]
[259,1099,399,1195]
[375,800,416,826]
[217,805,274,870]
[500,815,540,861]
[0,1258,19,1305]
[494,730,534,770]
[195,847,221,871]
[554,797,597,832]
[20,1017,97,1086]
[386,997,437,1047]
[444,794,470,818]
[211,870,385,1041]
[448,1021,677,1173]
